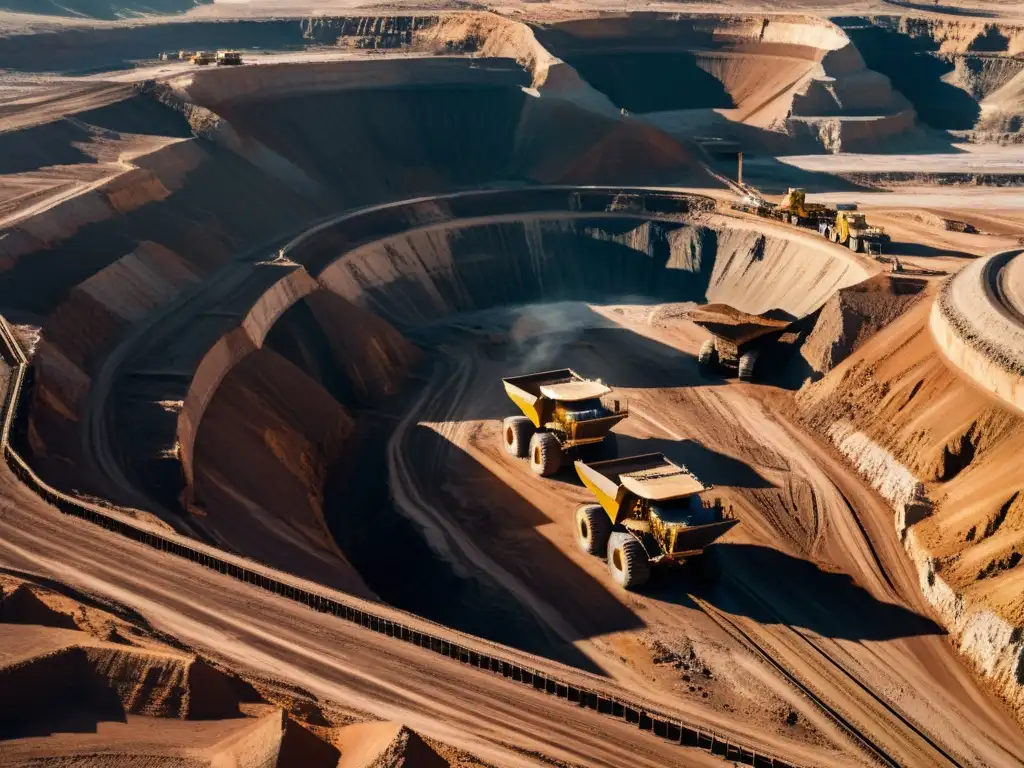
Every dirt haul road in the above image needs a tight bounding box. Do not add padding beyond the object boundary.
[0,464,840,768]
[382,301,1024,768]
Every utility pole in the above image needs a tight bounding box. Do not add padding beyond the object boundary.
[737,151,744,187]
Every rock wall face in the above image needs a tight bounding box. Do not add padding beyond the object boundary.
[837,16,1024,141]
[190,346,374,599]
[800,300,1024,714]
[321,215,868,330]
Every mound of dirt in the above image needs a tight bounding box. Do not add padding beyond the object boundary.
[800,274,927,375]
[0,575,359,767]
[0,583,78,630]
[335,721,448,768]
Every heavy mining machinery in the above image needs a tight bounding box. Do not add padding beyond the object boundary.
[731,187,830,228]
[820,204,890,254]
[732,189,890,254]
[690,304,793,382]
[216,50,244,66]
[502,369,627,477]
[191,51,216,66]
[574,453,738,589]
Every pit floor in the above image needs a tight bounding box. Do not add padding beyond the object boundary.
[328,299,1024,767]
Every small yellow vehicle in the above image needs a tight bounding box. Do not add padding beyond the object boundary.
[502,368,627,477]
[775,187,833,227]
[574,453,738,589]
[820,204,890,254]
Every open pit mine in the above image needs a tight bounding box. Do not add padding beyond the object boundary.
[1,4,1024,768]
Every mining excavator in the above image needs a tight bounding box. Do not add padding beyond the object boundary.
[820,204,890,254]
[689,304,793,382]
[574,453,738,589]
[502,369,627,477]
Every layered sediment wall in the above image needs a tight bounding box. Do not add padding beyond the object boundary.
[801,299,1024,715]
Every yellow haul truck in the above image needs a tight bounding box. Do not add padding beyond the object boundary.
[820,204,890,254]
[502,368,627,477]
[574,453,738,589]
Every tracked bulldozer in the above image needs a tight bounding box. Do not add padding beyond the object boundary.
[574,453,737,589]
[502,369,627,477]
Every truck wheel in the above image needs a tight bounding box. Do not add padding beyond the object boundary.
[529,432,562,477]
[607,532,650,589]
[502,416,533,458]
[698,340,718,368]
[790,215,800,226]
[848,236,860,253]
[576,505,612,556]
[738,350,758,382]
[830,228,840,244]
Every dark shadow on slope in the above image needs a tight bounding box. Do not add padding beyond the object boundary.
[0,646,127,739]
[837,19,982,130]
[886,240,975,258]
[646,543,944,642]
[561,51,734,113]
[614,435,774,490]
[324,414,641,675]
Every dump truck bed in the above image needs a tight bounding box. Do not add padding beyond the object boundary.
[503,368,622,434]
[688,304,792,349]
[575,453,708,524]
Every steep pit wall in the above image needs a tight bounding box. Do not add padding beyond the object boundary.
[837,16,1024,140]
[800,299,1024,715]
[161,193,868,598]
[20,56,708,495]
[532,13,916,152]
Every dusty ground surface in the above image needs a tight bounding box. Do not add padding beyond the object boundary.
[1,3,1024,767]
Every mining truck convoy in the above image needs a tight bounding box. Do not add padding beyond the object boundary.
[574,453,738,589]
[502,369,627,476]
[733,187,890,255]
[502,370,740,588]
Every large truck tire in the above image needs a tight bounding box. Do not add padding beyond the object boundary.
[738,350,758,382]
[848,236,860,253]
[576,505,613,556]
[830,228,840,244]
[607,532,651,589]
[529,432,562,476]
[502,416,533,458]
[698,340,718,368]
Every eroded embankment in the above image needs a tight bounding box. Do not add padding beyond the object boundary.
[800,298,1024,715]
